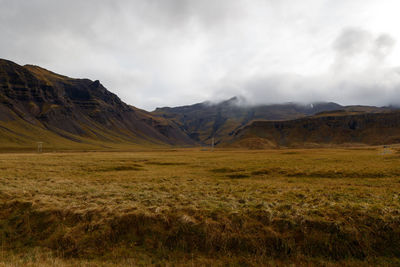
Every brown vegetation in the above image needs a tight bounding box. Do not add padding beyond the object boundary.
[0,148,399,265]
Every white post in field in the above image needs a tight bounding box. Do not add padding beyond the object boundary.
[37,142,43,153]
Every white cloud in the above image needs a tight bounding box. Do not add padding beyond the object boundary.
[1,0,400,110]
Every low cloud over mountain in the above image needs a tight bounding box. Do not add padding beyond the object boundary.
[1,1,400,109]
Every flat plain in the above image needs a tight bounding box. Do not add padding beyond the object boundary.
[0,147,399,266]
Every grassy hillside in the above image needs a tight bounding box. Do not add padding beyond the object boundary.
[0,114,162,152]
[230,111,400,149]
[0,103,178,152]
[0,148,399,265]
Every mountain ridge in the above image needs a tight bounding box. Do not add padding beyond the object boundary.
[228,110,400,149]
[1,58,399,151]
[0,58,194,150]
[152,97,393,145]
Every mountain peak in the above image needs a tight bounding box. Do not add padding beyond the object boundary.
[0,58,195,149]
[218,96,247,106]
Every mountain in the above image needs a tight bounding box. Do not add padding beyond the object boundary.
[153,97,391,145]
[2,58,397,151]
[0,59,194,151]
[228,111,400,149]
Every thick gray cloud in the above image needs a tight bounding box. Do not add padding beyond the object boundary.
[1,0,400,110]
[332,28,396,72]
[217,28,400,107]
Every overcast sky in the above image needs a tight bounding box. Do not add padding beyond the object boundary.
[1,0,400,110]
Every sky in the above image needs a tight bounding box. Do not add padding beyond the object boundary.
[1,0,400,111]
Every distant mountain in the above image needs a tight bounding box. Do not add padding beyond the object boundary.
[0,59,194,150]
[153,96,391,145]
[228,111,400,149]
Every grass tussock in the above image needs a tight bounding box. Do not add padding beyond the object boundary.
[144,161,188,166]
[251,167,390,178]
[0,148,399,265]
[97,164,143,172]
[226,173,250,179]
[210,167,245,173]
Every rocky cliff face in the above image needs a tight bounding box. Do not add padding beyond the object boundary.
[230,111,400,148]
[0,59,194,149]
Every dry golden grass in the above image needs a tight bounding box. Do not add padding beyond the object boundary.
[0,147,399,266]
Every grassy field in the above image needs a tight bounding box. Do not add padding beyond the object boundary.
[0,147,399,266]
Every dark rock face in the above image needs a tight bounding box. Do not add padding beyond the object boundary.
[0,59,194,146]
[233,112,400,147]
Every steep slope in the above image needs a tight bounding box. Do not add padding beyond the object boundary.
[229,111,400,149]
[0,59,194,151]
[153,97,358,145]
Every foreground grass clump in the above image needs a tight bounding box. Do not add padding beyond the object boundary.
[0,148,400,266]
